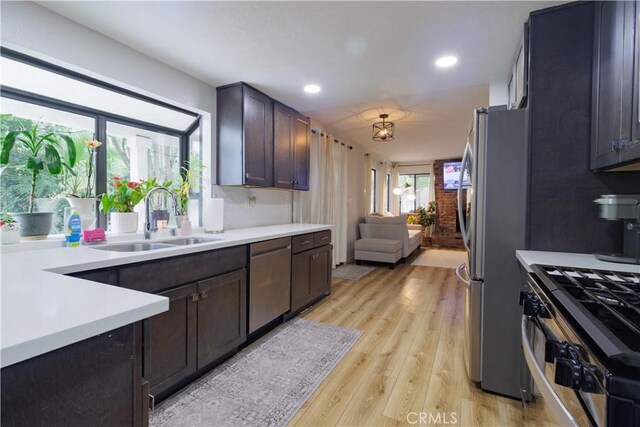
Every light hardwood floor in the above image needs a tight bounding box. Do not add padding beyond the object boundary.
[290,262,559,427]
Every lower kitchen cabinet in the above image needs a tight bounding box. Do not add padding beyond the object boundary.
[197,269,246,368]
[291,244,332,314]
[145,284,198,398]
[1,323,144,427]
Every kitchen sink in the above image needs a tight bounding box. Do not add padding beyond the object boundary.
[91,242,174,252]
[159,237,222,246]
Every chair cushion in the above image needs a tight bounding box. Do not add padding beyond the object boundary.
[354,238,403,253]
[365,215,407,225]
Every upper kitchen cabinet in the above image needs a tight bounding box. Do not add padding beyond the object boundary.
[217,83,274,186]
[218,82,311,190]
[592,0,640,171]
[508,22,529,109]
[274,102,310,191]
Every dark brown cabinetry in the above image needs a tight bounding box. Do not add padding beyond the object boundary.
[217,82,310,190]
[145,284,198,398]
[217,82,274,186]
[592,0,640,170]
[291,231,332,314]
[274,102,310,190]
[197,269,246,368]
[70,267,118,286]
[1,324,143,427]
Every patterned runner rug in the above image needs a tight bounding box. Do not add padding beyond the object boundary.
[151,318,361,427]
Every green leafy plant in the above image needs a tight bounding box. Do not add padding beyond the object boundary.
[0,212,17,228]
[99,177,171,213]
[0,120,77,213]
[173,160,205,215]
[66,140,102,198]
[416,201,437,228]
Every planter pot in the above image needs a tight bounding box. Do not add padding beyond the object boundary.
[175,215,185,229]
[66,197,97,230]
[1,226,20,245]
[13,212,54,240]
[110,212,138,234]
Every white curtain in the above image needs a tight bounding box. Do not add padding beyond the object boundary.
[332,142,348,265]
[391,165,400,216]
[293,130,347,267]
[363,154,372,217]
[428,162,436,204]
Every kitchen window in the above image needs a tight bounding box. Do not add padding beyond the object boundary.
[399,173,430,213]
[0,48,202,228]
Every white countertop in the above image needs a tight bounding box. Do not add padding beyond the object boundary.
[1,223,331,368]
[516,250,640,274]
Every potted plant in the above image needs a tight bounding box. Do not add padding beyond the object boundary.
[173,161,204,227]
[99,177,146,234]
[65,139,102,230]
[0,212,20,245]
[416,201,437,240]
[0,121,76,240]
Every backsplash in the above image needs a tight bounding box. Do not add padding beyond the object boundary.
[212,186,293,230]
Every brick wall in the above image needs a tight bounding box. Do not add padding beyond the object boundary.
[432,159,466,249]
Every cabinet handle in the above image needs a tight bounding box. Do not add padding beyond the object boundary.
[301,240,312,246]
[200,290,208,299]
[245,172,251,179]
[320,236,329,241]
[191,293,200,302]
[148,394,155,411]
[612,139,631,150]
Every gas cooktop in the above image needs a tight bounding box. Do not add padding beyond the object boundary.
[531,264,640,368]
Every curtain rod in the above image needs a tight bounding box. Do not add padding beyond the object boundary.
[311,129,353,150]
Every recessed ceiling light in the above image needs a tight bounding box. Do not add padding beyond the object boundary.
[435,55,458,68]
[303,84,321,94]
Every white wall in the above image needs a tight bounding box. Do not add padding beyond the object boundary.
[489,79,509,106]
[0,1,292,230]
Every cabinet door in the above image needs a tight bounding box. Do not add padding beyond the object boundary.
[145,284,198,397]
[273,102,294,189]
[310,245,331,300]
[293,112,310,191]
[243,85,273,186]
[291,251,312,313]
[197,269,247,368]
[592,0,636,170]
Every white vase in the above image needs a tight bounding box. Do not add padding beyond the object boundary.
[110,212,138,234]
[66,197,97,230]
[1,227,20,245]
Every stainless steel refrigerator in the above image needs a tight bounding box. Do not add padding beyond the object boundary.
[455,106,530,400]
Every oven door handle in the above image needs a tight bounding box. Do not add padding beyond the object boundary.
[521,316,580,427]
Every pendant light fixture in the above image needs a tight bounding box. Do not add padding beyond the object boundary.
[372,113,395,142]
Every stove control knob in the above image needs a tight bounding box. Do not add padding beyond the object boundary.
[555,358,582,390]
[580,364,604,394]
[545,340,569,363]
[519,291,551,319]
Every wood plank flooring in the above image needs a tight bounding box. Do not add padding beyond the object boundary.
[290,263,559,427]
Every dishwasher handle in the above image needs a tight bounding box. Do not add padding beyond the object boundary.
[250,246,291,260]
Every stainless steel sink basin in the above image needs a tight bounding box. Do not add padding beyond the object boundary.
[91,242,174,252]
[159,237,221,246]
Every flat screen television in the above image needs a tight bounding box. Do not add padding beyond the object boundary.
[443,161,470,190]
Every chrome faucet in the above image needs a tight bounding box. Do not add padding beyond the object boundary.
[144,186,178,239]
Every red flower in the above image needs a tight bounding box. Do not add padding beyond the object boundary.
[112,176,122,181]
[116,183,123,188]
[0,221,5,227]
[127,181,136,188]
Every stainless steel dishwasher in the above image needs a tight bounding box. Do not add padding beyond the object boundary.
[248,237,292,333]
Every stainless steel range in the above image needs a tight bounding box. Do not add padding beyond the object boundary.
[521,264,640,426]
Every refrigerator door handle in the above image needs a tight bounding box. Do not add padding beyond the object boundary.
[455,263,471,288]
[458,142,471,249]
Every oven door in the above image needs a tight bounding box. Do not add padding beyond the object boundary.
[521,275,608,427]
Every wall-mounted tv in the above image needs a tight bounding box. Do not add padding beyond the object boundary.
[443,161,470,190]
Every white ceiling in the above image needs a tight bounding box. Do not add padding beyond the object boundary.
[38,1,560,162]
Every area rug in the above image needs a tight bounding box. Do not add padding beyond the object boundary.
[150,318,362,427]
[332,263,376,280]
[411,249,467,269]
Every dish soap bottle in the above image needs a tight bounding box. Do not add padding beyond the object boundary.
[181,214,192,236]
[64,207,82,247]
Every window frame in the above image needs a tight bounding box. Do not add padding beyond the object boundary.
[399,173,430,213]
[370,168,377,214]
[0,48,201,228]
[386,173,391,212]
